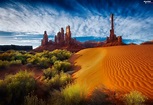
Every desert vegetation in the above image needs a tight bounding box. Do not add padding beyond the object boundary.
[0,49,149,105]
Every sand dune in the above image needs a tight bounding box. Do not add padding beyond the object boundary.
[71,45,153,99]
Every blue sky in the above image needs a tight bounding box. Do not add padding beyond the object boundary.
[0,0,153,48]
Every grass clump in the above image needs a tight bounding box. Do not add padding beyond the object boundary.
[61,83,87,105]
[123,90,147,105]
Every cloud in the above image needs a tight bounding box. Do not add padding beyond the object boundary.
[0,0,153,48]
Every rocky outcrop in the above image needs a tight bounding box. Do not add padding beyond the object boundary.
[104,14,124,46]
[35,14,127,52]
[41,31,48,46]
[35,25,85,52]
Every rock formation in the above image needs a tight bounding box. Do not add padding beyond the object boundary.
[35,25,84,52]
[35,14,125,52]
[104,14,123,46]
[41,31,48,46]
[65,25,71,45]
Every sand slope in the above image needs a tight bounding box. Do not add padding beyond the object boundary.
[71,45,153,99]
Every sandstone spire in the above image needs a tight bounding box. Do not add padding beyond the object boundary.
[65,25,71,45]
[41,31,48,46]
[110,14,115,41]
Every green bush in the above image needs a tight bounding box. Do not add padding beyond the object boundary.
[123,90,147,105]
[49,90,64,105]
[52,49,72,61]
[27,54,50,68]
[0,71,36,105]
[54,61,71,72]
[61,83,87,105]
[43,67,58,79]
[24,93,46,105]
[10,60,22,65]
[88,87,112,105]
[49,83,87,105]
[43,71,71,89]
[0,60,10,68]
[50,56,57,64]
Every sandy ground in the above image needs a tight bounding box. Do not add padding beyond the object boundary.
[70,45,153,99]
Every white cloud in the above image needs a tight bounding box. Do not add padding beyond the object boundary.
[0,2,152,48]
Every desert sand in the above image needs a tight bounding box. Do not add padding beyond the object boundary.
[71,45,153,99]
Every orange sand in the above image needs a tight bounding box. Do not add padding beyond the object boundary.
[71,45,153,99]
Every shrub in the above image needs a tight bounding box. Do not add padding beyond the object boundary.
[88,87,112,105]
[43,67,58,79]
[50,49,72,61]
[0,60,10,68]
[49,83,87,105]
[24,93,46,105]
[10,60,22,65]
[0,80,7,105]
[61,83,87,105]
[27,55,50,68]
[50,56,57,64]
[14,54,27,64]
[54,61,71,72]
[38,57,50,68]
[2,71,36,105]
[43,71,71,89]
[123,90,147,105]
[49,90,64,105]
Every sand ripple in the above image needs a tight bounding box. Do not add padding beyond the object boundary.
[71,45,153,99]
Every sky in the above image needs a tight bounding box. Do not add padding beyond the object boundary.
[0,0,153,48]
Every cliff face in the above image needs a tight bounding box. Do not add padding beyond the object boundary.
[0,45,33,51]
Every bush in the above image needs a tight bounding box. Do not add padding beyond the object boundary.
[50,49,72,61]
[43,71,71,89]
[61,83,87,105]
[10,60,22,65]
[50,56,57,64]
[54,61,71,72]
[27,54,50,68]
[49,83,87,105]
[123,91,147,105]
[24,93,46,105]
[1,71,36,105]
[88,87,112,105]
[0,60,10,68]
[0,80,7,105]
[43,67,58,79]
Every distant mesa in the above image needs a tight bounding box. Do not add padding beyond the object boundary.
[0,45,32,51]
[140,40,153,45]
[35,14,125,52]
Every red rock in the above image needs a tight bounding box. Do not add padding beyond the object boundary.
[41,31,48,46]
[104,14,123,46]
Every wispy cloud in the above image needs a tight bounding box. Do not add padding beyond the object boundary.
[0,0,152,48]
